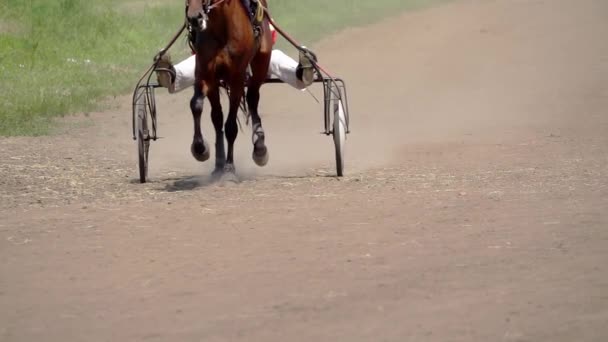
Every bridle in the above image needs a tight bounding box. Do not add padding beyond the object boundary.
[185,0,228,31]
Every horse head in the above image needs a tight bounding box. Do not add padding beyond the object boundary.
[186,0,212,32]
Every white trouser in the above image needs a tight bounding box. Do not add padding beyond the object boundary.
[169,49,307,93]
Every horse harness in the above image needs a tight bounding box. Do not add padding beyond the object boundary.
[186,0,263,52]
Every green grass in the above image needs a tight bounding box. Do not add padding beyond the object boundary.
[0,0,446,136]
[269,0,447,47]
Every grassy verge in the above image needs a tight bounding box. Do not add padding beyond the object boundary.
[270,0,448,47]
[0,0,446,136]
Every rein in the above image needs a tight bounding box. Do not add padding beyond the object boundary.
[185,0,228,16]
[133,21,187,92]
[204,0,228,12]
[263,10,336,80]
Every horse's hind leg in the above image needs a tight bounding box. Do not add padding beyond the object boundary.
[190,83,210,162]
[207,86,226,176]
[248,50,271,166]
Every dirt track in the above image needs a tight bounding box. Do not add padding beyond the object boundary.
[1,0,608,341]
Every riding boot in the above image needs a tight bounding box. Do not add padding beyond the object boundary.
[155,53,176,89]
[296,47,317,87]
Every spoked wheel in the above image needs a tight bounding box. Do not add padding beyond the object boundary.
[134,88,150,183]
[333,99,347,177]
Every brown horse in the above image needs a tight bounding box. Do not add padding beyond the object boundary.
[186,0,272,178]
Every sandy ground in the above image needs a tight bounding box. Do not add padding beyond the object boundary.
[1,0,608,341]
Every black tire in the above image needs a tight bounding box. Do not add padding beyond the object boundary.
[134,92,150,183]
[333,99,346,177]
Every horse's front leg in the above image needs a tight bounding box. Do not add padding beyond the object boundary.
[224,75,246,175]
[246,84,268,166]
[190,81,210,162]
[207,86,226,176]
[248,48,271,166]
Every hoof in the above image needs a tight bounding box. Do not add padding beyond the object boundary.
[211,166,224,179]
[191,139,210,162]
[223,164,236,174]
[252,144,268,167]
[251,125,268,167]
[220,164,239,183]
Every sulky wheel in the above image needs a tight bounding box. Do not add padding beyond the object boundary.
[134,88,150,183]
[333,99,347,177]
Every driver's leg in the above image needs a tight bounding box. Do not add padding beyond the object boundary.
[157,48,316,93]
